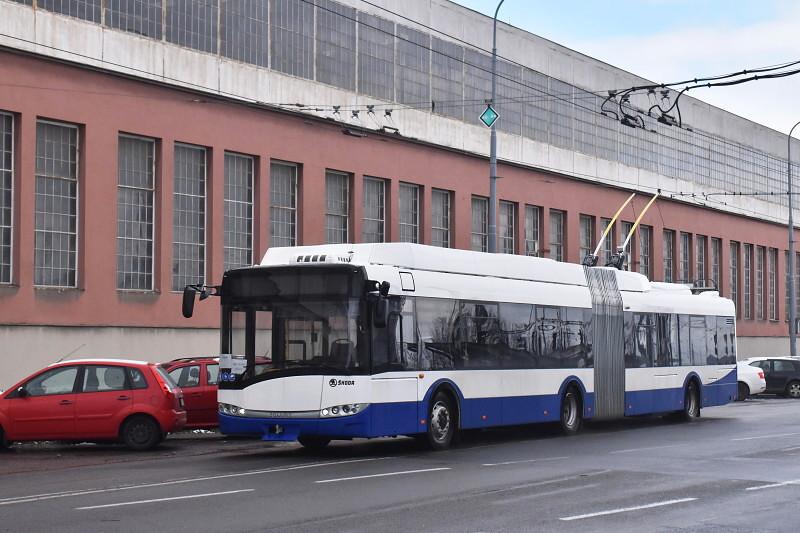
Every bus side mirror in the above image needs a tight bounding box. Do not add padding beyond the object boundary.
[373,298,389,328]
[182,286,196,318]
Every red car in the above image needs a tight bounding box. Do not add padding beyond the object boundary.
[0,359,186,451]
[162,357,220,429]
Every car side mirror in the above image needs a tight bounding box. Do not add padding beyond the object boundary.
[182,286,196,318]
[373,298,389,329]
[16,386,28,399]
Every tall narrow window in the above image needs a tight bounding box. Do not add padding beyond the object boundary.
[117,135,154,290]
[270,162,297,247]
[696,235,707,282]
[399,183,420,243]
[621,221,634,271]
[711,237,721,289]
[743,243,752,319]
[680,232,691,283]
[499,201,516,254]
[756,245,765,319]
[525,205,541,256]
[362,177,385,243]
[601,217,615,266]
[35,121,78,287]
[0,113,13,284]
[471,196,488,252]
[730,242,740,316]
[224,153,253,271]
[579,214,594,261]
[663,229,675,283]
[549,209,565,261]
[172,144,206,291]
[431,189,450,248]
[769,248,777,320]
[638,225,652,278]
[325,171,349,244]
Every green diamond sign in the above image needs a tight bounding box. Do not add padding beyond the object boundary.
[479,105,499,128]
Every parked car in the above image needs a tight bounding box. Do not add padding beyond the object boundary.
[161,357,219,429]
[0,359,186,451]
[736,361,766,400]
[747,357,800,398]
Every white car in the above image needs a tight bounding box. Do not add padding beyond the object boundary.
[736,361,766,401]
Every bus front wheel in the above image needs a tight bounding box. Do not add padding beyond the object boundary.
[426,391,457,450]
[559,385,583,435]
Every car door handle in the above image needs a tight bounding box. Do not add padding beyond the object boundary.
[117,395,131,401]
[59,399,73,405]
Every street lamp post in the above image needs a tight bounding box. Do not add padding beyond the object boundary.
[789,121,800,358]
[488,0,505,253]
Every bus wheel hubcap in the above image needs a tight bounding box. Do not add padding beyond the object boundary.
[563,393,577,427]
[431,402,450,442]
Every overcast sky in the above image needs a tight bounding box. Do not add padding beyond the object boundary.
[454,0,800,135]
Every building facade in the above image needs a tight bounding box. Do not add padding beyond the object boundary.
[1,0,799,388]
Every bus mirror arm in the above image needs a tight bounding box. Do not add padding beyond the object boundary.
[182,284,222,318]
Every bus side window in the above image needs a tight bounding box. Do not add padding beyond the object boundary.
[623,312,635,367]
[416,298,457,371]
[678,314,691,366]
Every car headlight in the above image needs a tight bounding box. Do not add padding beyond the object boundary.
[319,403,368,418]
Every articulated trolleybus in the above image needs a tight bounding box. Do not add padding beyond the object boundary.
[183,242,736,450]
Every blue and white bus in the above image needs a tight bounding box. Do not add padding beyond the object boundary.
[183,243,736,450]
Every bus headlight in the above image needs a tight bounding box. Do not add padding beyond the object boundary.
[218,403,247,416]
[320,403,368,418]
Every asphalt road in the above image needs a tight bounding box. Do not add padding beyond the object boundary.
[2,397,800,533]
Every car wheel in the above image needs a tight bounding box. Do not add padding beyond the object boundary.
[736,382,750,402]
[681,382,701,421]
[121,415,162,451]
[426,391,457,450]
[560,385,583,435]
[297,436,331,450]
[786,381,800,399]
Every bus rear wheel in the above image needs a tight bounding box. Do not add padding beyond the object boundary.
[426,392,457,450]
[681,382,701,421]
[298,436,331,450]
[560,385,583,435]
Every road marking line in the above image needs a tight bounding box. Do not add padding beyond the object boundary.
[482,456,569,467]
[76,489,253,510]
[559,497,697,521]
[315,467,450,484]
[732,432,800,441]
[492,483,599,506]
[0,457,390,506]
[484,470,611,496]
[781,445,800,452]
[745,479,800,491]
[609,444,681,455]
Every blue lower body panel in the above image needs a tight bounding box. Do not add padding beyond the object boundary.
[624,369,737,415]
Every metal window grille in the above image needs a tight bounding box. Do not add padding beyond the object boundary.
[357,12,394,101]
[166,0,218,54]
[431,189,450,248]
[731,242,739,315]
[34,121,78,287]
[638,225,652,278]
[431,38,464,121]
[224,153,253,271]
[0,113,12,284]
[362,177,385,243]
[525,205,541,257]
[696,235,707,281]
[463,49,492,129]
[270,162,297,247]
[221,0,268,67]
[325,171,349,244]
[399,183,419,243]
[316,0,356,90]
[116,135,154,290]
[680,233,691,283]
[711,237,721,288]
[663,229,675,283]
[743,243,752,319]
[549,78,573,150]
[105,0,162,39]
[270,0,314,79]
[172,143,206,291]
[495,60,523,136]
[395,25,430,106]
[573,88,596,157]
[756,246,765,320]
[471,196,487,252]
[521,69,549,144]
[621,221,634,271]
[769,248,777,320]
[579,214,593,261]
[600,218,615,266]
[499,201,515,254]
[549,209,564,262]
[38,0,100,22]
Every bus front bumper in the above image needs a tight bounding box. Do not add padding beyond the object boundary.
[218,409,372,441]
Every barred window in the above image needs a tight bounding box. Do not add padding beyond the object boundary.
[431,38,464,121]
[521,69,549,144]
[362,177,385,243]
[471,196,487,252]
[116,135,154,290]
[499,201,516,254]
[579,214,594,261]
[316,0,356,91]
[357,12,394,101]
[731,242,739,315]
[621,221,634,271]
[680,232,691,283]
[172,144,206,291]
[525,205,541,256]
[399,183,419,243]
[325,171,349,244]
[711,237,721,289]
[224,153,253,271]
[463,49,492,129]
[638,225,652,278]
[573,88,596,157]
[743,243,752,319]
[0,113,12,284]
[696,235,707,281]
[549,209,565,262]
[39,0,101,23]
[221,0,268,67]
[270,162,297,247]
[35,121,78,287]
[166,0,218,54]
[431,188,450,248]
[549,78,573,150]
[270,0,314,79]
[105,0,162,39]
[495,60,523,137]
[769,248,777,320]
[601,218,615,266]
[395,25,430,106]
[663,229,675,283]
[756,245,765,320]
